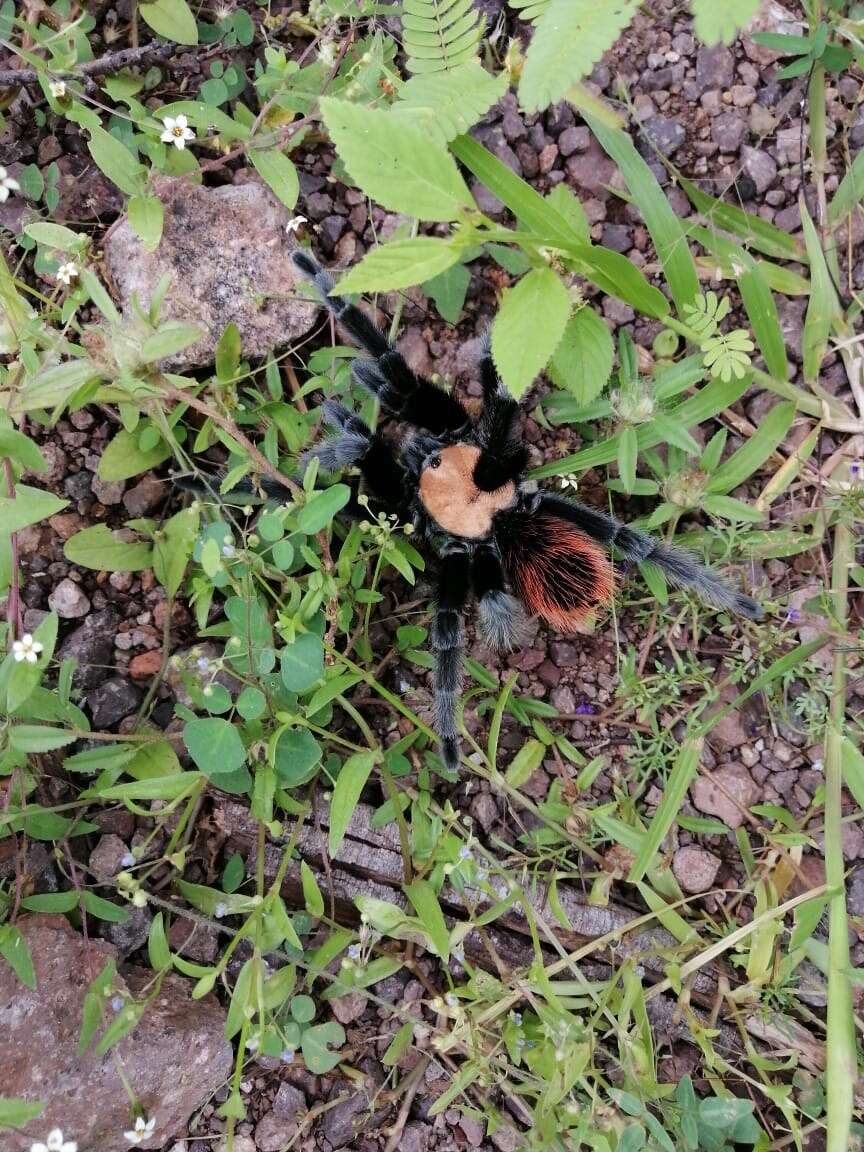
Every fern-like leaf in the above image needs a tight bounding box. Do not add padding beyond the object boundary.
[508,0,551,22]
[395,61,507,143]
[402,0,483,75]
[518,0,642,112]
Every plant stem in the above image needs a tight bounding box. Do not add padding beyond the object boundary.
[3,458,21,642]
[824,515,856,1152]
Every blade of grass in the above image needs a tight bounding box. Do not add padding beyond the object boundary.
[681,177,807,263]
[825,517,857,1152]
[800,196,840,386]
[627,736,702,885]
[706,400,795,494]
[584,112,699,313]
[755,424,819,511]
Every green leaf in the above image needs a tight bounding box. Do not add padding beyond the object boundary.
[301,859,325,917]
[183,717,247,776]
[403,0,483,74]
[628,737,703,884]
[691,0,760,44]
[491,267,570,398]
[82,891,130,923]
[153,504,199,597]
[800,198,839,384]
[617,425,638,493]
[140,322,204,363]
[829,147,864,223]
[250,149,299,210]
[215,322,242,383]
[0,428,47,472]
[549,306,613,403]
[158,100,250,141]
[519,0,642,112]
[425,262,471,323]
[301,1021,345,1074]
[22,890,80,913]
[0,1098,45,1130]
[329,751,378,858]
[0,925,36,988]
[320,98,472,222]
[274,727,322,787]
[15,359,100,414]
[585,112,699,313]
[707,401,795,493]
[148,911,172,970]
[280,633,324,693]
[10,725,77,753]
[702,494,764,522]
[64,524,154,571]
[336,238,461,294]
[0,484,67,533]
[128,194,164,252]
[504,738,545,787]
[99,428,172,481]
[404,878,450,960]
[139,0,198,43]
[394,62,508,143]
[681,178,805,263]
[23,221,84,252]
[7,612,58,714]
[297,484,351,534]
[87,126,147,196]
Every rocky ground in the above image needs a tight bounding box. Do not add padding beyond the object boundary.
[2,1,863,1150]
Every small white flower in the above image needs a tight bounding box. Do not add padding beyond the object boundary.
[0,165,20,202]
[49,79,67,99]
[56,261,78,286]
[221,543,235,558]
[558,473,579,493]
[160,113,195,150]
[123,1116,156,1145]
[31,1130,77,1152]
[285,215,308,235]
[12,633,44,664]
[214,901,228,919]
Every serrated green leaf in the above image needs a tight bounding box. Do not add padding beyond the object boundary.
[395,62,507,142]
[691,0,760,45]
[321,98,472,222]
[491,267,570,397]
[519,0,641,112]
[549,306,613,403]
[336,238,460,294]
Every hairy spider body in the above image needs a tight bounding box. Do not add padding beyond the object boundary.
[292,250,763,772]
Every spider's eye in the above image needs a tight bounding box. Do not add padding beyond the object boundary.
[429,455,442,470]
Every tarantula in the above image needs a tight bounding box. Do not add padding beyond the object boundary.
[291,250,763,771]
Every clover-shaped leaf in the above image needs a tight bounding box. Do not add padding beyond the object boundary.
[301,1021,346,1074]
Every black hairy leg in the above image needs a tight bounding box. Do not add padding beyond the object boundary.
[471,543,527,651]
[537,492,764,620]
[292,250,470,436]
[431,548,472,772]
[473,336,529,492]
[303,400,412,519]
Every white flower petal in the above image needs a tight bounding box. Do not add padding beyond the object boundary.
[32,641,44,653]
[0,187,9,203]
[174,114,188,129]
[46,1133,65,1152]
[30,1144,48,1152]
[161,116,176,131]
[5,177,19,191]
[173,137,186,150]
[160,129,174,144]
[26,649,38,663]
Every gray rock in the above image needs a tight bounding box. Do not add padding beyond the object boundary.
[321,1090,373,1148]
[99,902,152,958]
[87,676,141,727]
[848,868,864,917]
[89,833,129,881]
[255,1112,301,1151]
[91,476,125,506]
[470,790,499,833]
[58,607,120,689]
[104,177,320,370]
[48,577,91,619]
[558,126,590,157]
[122,474,164,517]
[600,224,632,253]
[564,139,618,197]
[741,146,778,194]
[273,1082,306,1120]
[691,765,758,829]
[639,116,685,158]
[401,1123,430,1152]
[0,914,232,1152]
[712,113,747,153]
[672,846,721,894]
[695,45,734,92]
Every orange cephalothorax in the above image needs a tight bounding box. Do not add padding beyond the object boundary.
[418,444,516,540]
[502,510,614,632]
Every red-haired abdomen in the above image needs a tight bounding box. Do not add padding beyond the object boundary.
[502,512,613,632]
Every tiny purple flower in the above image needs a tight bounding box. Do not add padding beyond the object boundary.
[111,996,125,1012]
[347,944,362,961]
[785,608,802,625]
[281,1048,295,1064]
[851,459,863,480]
[121,853,135,868]
[575,702,596,716]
